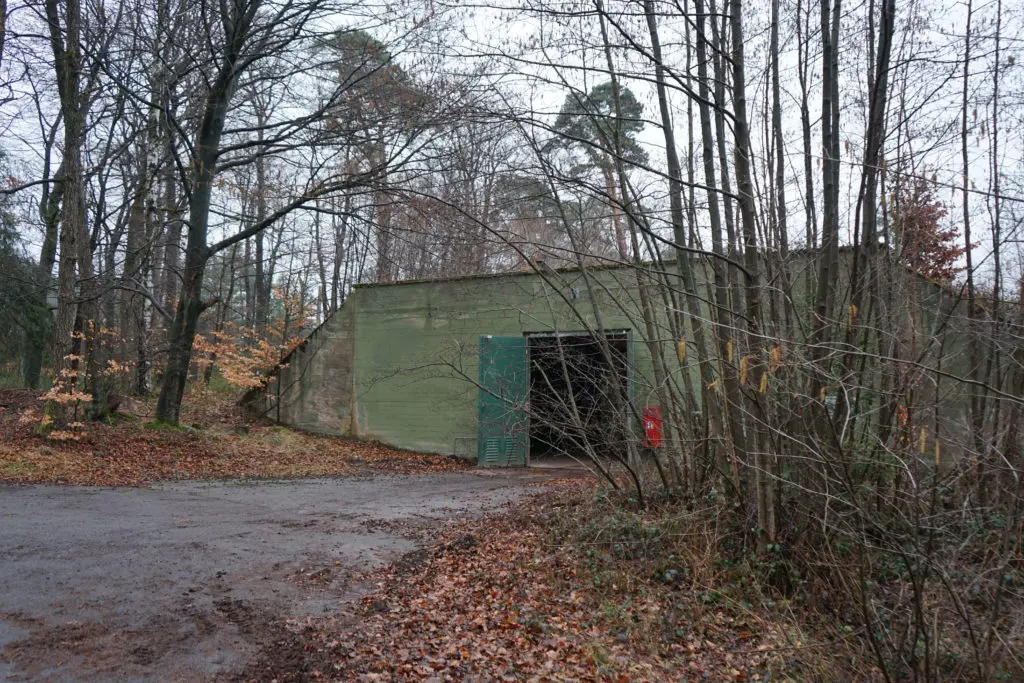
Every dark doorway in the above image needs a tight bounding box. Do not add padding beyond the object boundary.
[528,332,630,461]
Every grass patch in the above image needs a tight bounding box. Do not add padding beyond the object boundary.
[1,459,32,476]
[535,484,858,679]
[143,419,189,432]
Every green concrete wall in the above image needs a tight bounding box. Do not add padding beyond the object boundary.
[248,254,980,464]
[250,302,356,434]
[349,265,698,455]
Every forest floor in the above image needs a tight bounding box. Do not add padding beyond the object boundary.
[0,471,562,681]
[241,481,832,682]
[0,388,469,486]
[0,388,840,680]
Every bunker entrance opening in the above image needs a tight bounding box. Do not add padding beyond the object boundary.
[528,332,629,462]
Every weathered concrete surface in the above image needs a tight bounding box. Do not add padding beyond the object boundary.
[254,263,694,458]
[252,301,356,435]
[0,472,551,681]
[252,257,976,467]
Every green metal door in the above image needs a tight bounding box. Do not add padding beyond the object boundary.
[477,335,528,466]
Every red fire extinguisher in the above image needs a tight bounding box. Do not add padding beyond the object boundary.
[642,406,663,448]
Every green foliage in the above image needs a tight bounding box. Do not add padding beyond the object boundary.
[326,28,395,77]
[144,419,189,432]
[0,155,50,379]
[1,460,31,476]
[323,28,424,128]
[205,371,238,395]
[549,81,649,173]
[0,364,24,388]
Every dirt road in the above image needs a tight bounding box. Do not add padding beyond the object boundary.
[0,471,552,681]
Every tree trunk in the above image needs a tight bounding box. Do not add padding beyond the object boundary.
[812,0,842,363]
[313,201,329,320]
[708,0,739,266]
[0,0,7,73]
[795,0,818,324]
[45,0,93,425]
[600,161,629,261]
[643,0,718,486]
[156,242,207,423]
[770,0,790,263]
[121,80,162,395]
[157,165,180,321]
[155,41,243,422]
[595,3,681,487]
[728,0,773,551]
[694,0,749,496]
[374,141,395,283]
[253,136,270,331]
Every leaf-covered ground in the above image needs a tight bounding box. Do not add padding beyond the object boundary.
[0,389,469,486]
[240,481,824,682]
[1,388,842,679]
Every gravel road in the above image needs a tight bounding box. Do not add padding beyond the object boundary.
[0,471,551,681]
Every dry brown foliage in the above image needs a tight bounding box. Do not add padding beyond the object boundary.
[249,482,848,681]
[0,389,469,486]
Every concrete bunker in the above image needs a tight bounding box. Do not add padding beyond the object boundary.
[247,263,675,467]
[245,253,972,468]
